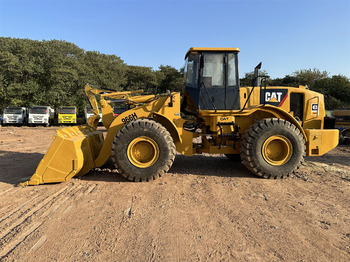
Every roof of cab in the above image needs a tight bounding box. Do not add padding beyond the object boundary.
[185,47,240,59]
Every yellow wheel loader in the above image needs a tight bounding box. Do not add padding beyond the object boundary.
[20,47,339,186]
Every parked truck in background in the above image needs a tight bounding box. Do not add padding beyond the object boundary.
[58,106,77,125]
[28,106,54,126]
[2,107,27,126]
[85,107,102,124]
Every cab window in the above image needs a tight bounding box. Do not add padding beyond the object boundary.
[184,53,199,88]
[227,53,237,86]
[202,53,224,87]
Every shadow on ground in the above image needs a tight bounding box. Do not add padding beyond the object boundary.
[170,154,255,178]
[81,154,257,183]
[0,150,256,186]
[306,145,350,167]
[0,150,44,185]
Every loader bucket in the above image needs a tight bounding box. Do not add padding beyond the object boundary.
[19,125,104,186]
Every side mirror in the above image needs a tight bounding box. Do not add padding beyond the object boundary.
[252,62,262,87]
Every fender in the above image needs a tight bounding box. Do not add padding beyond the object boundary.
[244,105,308,142]
[94,96,170,167]
[153,112,182,143]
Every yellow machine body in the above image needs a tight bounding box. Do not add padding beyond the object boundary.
[20,125,103,186]
[20,47,339,186]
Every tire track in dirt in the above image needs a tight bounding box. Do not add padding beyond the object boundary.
[30,235,47,251]
[0,183,98,260]
[39,185,84,218]
[0,187,17,197]
[0,184,78,259]
[0,221,44,259]
[75,184,97,199]
[0,185,72,239]
[38,184,96,219]
[0,204,13,214]
[0,194,40,224]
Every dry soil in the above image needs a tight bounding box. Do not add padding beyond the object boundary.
[0,126,349,261]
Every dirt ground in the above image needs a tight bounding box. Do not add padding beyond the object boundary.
[0,126,349,262]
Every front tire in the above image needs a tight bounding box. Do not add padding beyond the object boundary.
[240,118,305,179]
[111,118,176,182]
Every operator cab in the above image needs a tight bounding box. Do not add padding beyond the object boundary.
[183,47,240,113]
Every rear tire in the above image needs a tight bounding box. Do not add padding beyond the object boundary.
[240,118,305,179]
[111,118,176,182]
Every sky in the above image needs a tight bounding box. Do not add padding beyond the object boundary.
[0,0,349,78]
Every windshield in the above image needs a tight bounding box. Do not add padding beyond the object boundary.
[86,108,101,114]
[4,108,22,114]
[59,107,76,114]
[29,107,47,114]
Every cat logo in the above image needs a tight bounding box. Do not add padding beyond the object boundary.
[265,92,283,103]
[260,89,288,107]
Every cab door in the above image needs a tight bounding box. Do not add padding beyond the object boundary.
[199,53,226,110]
[199,52,240,110]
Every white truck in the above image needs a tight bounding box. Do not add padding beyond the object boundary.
[2,107,27,126]
[28,106,54,126]
[85,107,102,124]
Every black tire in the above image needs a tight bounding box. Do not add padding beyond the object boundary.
[111,118,176,182]
[224,154,242,162]
[240,118,305,179]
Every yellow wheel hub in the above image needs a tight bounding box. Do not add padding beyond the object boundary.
[127,136,159,168]
[262,135,293,166]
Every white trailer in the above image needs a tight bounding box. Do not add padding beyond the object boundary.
[28,106,54,126]
[2,107,27,126]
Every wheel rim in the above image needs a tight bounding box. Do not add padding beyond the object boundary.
[127,136,159,168]
[262,135,293,166]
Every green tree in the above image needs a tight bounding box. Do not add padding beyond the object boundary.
[123,66,160,94]
[157,65,184,93]
[239,70,268,87]
[312,75,350,109]
[292,68,329,88]
[270,75,299,87]
[0,37,127,112]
